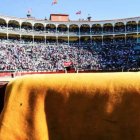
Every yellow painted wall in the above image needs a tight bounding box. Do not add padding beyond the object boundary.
[0,73,140,140]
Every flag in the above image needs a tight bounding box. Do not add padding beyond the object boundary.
[52,0,57,5]
[76,10,81,15]
[64,61,72,67]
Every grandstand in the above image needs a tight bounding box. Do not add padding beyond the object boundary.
[0,14,140,75]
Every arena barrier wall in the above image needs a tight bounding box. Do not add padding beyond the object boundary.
[0,73,140,140]
[0,69,139,78]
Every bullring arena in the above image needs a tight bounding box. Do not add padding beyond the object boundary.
[0,11,140,140]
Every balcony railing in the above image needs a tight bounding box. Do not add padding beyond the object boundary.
[0,27,139,36]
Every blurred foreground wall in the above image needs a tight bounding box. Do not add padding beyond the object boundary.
[0,73,140,140]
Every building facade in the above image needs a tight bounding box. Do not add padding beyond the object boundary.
[0,14,140,45]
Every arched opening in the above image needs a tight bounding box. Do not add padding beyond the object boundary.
[58,36,68,44]
[103,35,113,45]
[138,21,140,32]
[103,23,113,34]
[114,22,125,33]
[57,24,68,34]
[0,33,7,42]
[137,33,140,43]
[21,35,33,44]
[126,21,137,32]
[21,22,32,31]
[46,36,57,44]
[114,35,125,44]
[69,24,79,35]
[69,37,79,45]
[8,34,20,43]
[92,36,102,46]
[8,20,20,30]
[34,23,44,32]
[34,36,45,44]
[80,24,90,35]
[126,34,137,44]
[0,18,7,28]
[80,36,91,45]
[91,24,102,35]
[46,24,56,33]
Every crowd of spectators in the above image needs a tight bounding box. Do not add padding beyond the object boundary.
[0,43,99,71]
[0,40,139,72]
[96,43,140,71]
